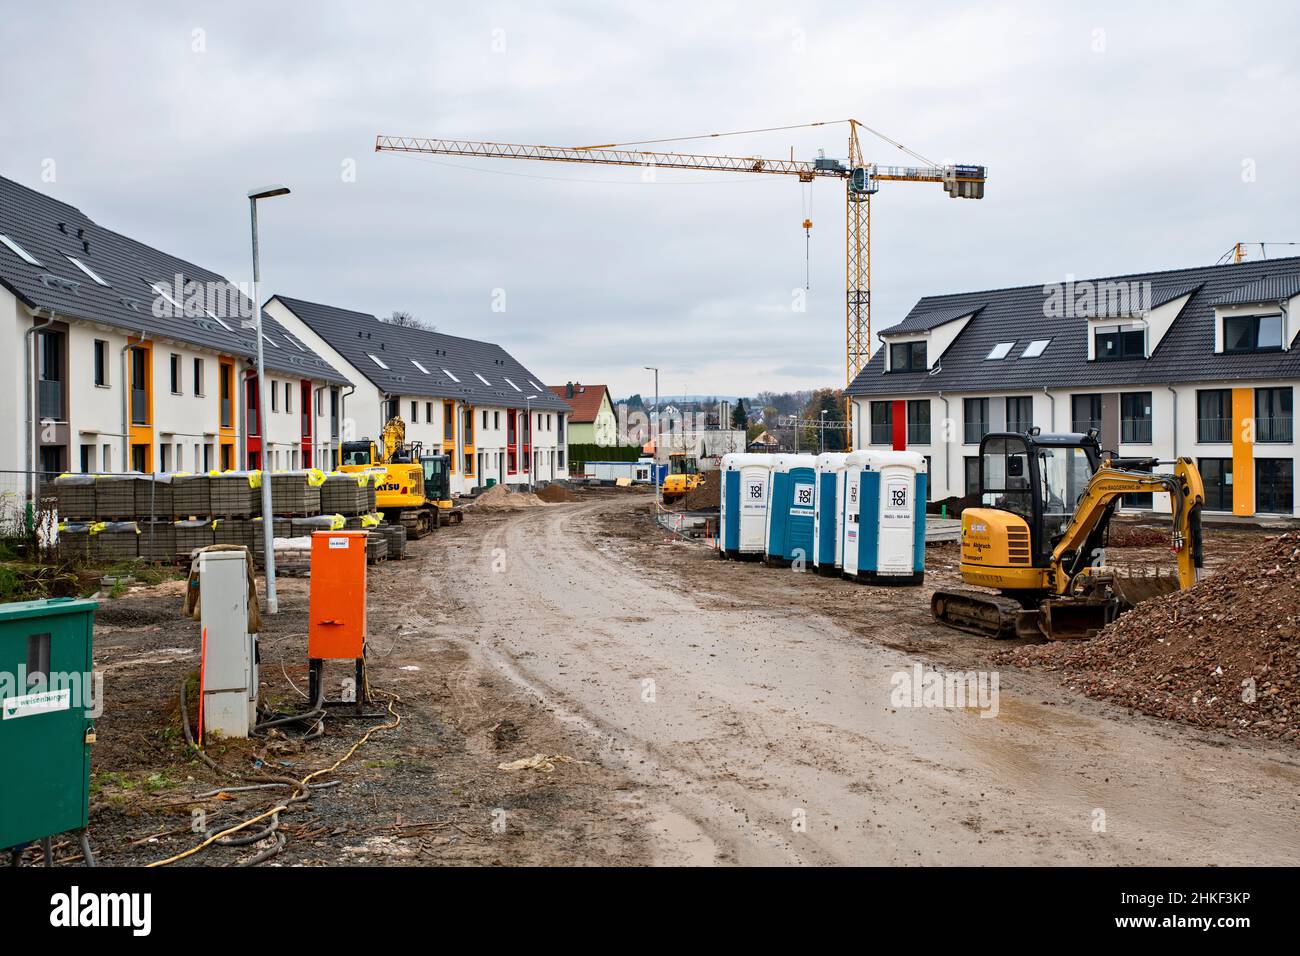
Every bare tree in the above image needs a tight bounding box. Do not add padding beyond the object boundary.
[382,310,436,331]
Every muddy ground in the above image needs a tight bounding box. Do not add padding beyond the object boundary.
[51,488,1300,866]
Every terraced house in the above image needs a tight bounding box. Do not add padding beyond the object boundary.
[0,176,349,494]
[264,296,571,496]
[846,257,1300,517]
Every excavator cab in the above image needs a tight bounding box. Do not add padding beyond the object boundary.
[339,441,378,467]
[420,454,451,506]
[978,431,1100,566]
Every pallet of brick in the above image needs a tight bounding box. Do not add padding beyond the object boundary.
[57,521,92,561]
[138,521,177,562]
[213,517,254,547]
[172,474,211,519]
[344,511,382,531]
[272,541,313,576]
[291,514,345,538]
[320,473,368,515]
[365,531,387,565]
[363,471,381,511]
[380,523,407,560]
[53,475,97,520]
[209,471,260,517]
[133,474,174,520]
[250,516,293,546]
[269,470,323,516]
[175,518,214,557]
[94,475,138,519]
[89,521,140,562]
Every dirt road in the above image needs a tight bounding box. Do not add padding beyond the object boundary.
[428,494,1300,866]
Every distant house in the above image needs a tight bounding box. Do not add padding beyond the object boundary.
[747,430,781,453]
[549,382,617,445]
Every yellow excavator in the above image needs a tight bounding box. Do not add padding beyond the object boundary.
[338,416,464,538]
[661,453,703,502]
[931,430,1205,641]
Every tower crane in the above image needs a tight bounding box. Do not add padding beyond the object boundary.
[375,119,986,447]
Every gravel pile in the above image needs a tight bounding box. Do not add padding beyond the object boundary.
[470,484,547,511]
[1004,532,1299,743]
[681,474,720,510]
[537,483,578,503]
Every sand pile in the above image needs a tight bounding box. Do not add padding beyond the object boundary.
[682,474,720,510]
[537,483,578,503]
[1004,532,1299,742]
[470,484,547,511]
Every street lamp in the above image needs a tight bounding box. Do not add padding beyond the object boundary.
[248,184,290,615]
[524,395,537,492]
[820,409,828,454]
[644,366,659,513]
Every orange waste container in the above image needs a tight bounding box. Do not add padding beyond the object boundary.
[308,530,367,660]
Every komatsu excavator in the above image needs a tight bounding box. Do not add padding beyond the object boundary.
[337,416,464,538]
[931,430,1205,641]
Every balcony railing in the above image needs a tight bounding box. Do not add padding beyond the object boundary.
[1197,417,1231,443]
[870,424,893,445]
[1071,418,1103,434]
[964,422,989,445]
[1121,418,1153,444]
[221,398,233,429]
[246,408,259,436]
[1256,417,1293,443]
[908,425,931,445]
[1007,420,1033,435]
[38,379,62,420]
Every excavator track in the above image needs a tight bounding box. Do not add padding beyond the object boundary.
[930,588,1039,640]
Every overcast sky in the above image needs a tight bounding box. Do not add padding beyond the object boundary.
[2,2,1297,399]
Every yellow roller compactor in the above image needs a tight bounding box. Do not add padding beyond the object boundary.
[931,430,1205,641]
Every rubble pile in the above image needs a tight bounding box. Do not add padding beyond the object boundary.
[1006,533,1299,743]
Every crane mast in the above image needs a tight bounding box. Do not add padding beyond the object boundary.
[376,120,986,448]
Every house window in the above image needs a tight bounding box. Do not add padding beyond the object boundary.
[1255,387,1292,443]
[482,410,489,430]
[1071,394,1102,433]
[1120,392,1153,444]
[1196,389,1231,443]
[1199,457,1233,511]
[869,401,893,445]
[270,380,279,413]
[1094,324,1145,360]
[1121,460,1153,509]
[411,401,418,423]
[93,340,108,386]
[494,411,501,429]
[169,354,181,394]
[963,397,989,445]
[1223,314,1284,353]
[889,341,927,372]
[159,443,171,472]
[1256,459,1293,514]
[80,444,94,473]
[1005,396,1033,433]
[906,400,931,444]
[285,386,291,416]
[193,358,204,395]
[425,402,433,423]
[964,456,981,495]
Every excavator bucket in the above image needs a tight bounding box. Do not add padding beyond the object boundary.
[1110,574,1181,606]
[1038,598,1113,641]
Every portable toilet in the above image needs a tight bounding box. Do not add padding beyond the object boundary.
[719,453,773,559]
[841,450,927,584]
[812,452,849,574]
[764,453,819,566]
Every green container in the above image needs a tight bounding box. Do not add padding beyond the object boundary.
[0,597,96,848]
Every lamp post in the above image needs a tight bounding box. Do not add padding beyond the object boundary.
[820,409,828,454]
[524,394,537,492]
[644,366,659,512]
[248,184,290,615]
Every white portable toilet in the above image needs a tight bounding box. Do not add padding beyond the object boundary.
[718,453,774,559]
[841,450,927,584]
[812,452,849,574]
[763,453,819,565]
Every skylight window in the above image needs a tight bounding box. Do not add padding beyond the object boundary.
[368,353,389,370]
[151,282,182,309]
[503,376,521,391]
[0,234,41,266]
[284,333,307,352]
[66,255,109,286]
[411,359,430,374]
[203,309,233,332]
[261,332,280,349]
[986,342,1015,360]
[442,369,460,382]
[528,379,543,391]
[475,373,492,387]
[1020,339,1050,358]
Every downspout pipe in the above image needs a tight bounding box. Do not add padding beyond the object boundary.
[1166,385,1178,458]
[25,309,56,498]
[938,390,951,495]
[1042,387,1055,432]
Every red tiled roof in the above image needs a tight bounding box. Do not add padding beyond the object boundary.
[548,383,612,424]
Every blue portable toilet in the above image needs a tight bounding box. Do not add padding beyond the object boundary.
[764,453,819,566]
[719,453,774,559]
[841,450,927,585]
[812,452,849,574]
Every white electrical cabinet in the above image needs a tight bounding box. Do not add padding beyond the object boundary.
[199,550,257,739]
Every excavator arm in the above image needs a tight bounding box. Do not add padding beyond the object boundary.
[1050,457,1206,595]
